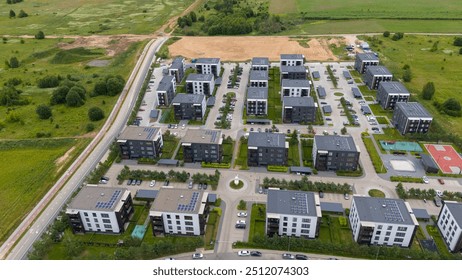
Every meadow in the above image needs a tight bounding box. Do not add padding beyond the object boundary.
[0,0,194,35]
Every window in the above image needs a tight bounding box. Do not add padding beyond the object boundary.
[92,213,97,217]
[302,218,310,223]
[85,218,90,222]
[167,220,172,224]
[177,226,181,230]
[387,226,392,230]
[385,232,391,236]
[176,221,181,225]
[185,221,193,226]
[301,230,309,234]
[166,215,171,219]
[376,231,381,235]
[101,213,109,218]
[397,226,407,231]
[168,226,172,230]
[86,223,91,228]
[283,222,288,227]
[94,218,98,222]
[377,225,383,229]
[301,224,310,229]
[394,238,404,243]
[292,223,297,227]
[282,228,287,232]
[104,224,112,229]
[84,213,88,217]
[374,236,379,240]
[186,227,194,231]
[396,232,406,237]
[175,215,180,219]
[102,219,111,224]
[384,237,389,241]
[292,228,296,233]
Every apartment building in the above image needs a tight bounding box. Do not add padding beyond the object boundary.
[195,58,221,78]
[186,73,215,96]
[392,102,433,135]
[156,75,176,106]
[312,135,360,171]
[280,54,304,66]
[377,82,410,110]
[168,57,185,83]
[181,129,223,163]
[281,79,311,98]
[246,87,268,115]
[282,96,316,124]
[354,53,379,74]
[437,201,462,252]
[172,94,206,121]
[251,57,270,71]
[280,65,308,81]
[248,132,288,166]
[364,66,393,90]
[117,126,163,159]
[249,70,269,88]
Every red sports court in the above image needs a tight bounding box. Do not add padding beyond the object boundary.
[424,144,462,174]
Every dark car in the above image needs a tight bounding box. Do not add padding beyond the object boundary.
[203,183,208,190]
[295,254,308,260]
[287,129,291,134]
[319,191,324,198]
[235,223,246,229]
[127,179,132,185]
[101,176,109,181]
[250,251,262,257]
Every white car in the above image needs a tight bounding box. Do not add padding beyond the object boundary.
[192,253,203,259]
[237,212,247,217]
[236,220,246,225]
[149,180,156,187]
[238,250,251,256]
[436,190,443,197]
[422,176,429,184]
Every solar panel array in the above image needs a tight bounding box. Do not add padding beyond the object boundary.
[95,190,121,209]
[177,192,199,212]
[290,192,309,215]
[143,127,157,140]
[382,200,404,222]
[204,130,219,143]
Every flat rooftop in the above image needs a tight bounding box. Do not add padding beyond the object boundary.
[249,70,269,81]
[281,65,307,73]
[68,186,128,211]
[353,196,416,225]
[267,189,317,217]
[247,87,268,99]
[172,94,205,104]
[170,57,184,70]
[151,188,206,214]
[282,79,310,88]
[444,201,462,226]
[356,53,379,61]
[283,96,315,107]
[182,129,222,144]
[248,132,286,148]
[314,135,358,152]
[379,82,410,94]
[366,66,392,76]
[252,57,269,65]
[186,73,214,82]
[119,126,161,141]
[157,75,175,92]
[281,54,304,60]
[196,58,220,64]
[395,102,432,118]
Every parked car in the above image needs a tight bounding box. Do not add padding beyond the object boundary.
[295,254,308,260]
[287,129,291,134]
[319,191,324,198]
[101,176,109,181]
[438,178,445,185]
[344,193,350,200]
[136,179,142,185]
[131,179,137,186]
[149,180,156,187]
[192,253,203,259]
[235,223,246,229]
[436,190,443,197]
[203,183,208,190]
[325,117,332,121]
[422,176,429,184]
[250,251,262,257]
[188,181,193,189]
[238,250,251,256]
[236,220,246,225]
[250,128,254,131]
[198,183,202,190]
[127,179,132,185]
[99,179,108,184]
[282,253,295,259]
[237,212,248,217]
[434,197,442,207]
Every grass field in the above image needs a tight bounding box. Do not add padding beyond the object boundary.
[287,141,300,166]
[0,38,144,139]
[267,67,282,123]
[0,138,89,245]
[0,0,194,35]
[364,35,462,137]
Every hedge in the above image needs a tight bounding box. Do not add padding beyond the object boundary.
[390,176,423,183]
[267,165,288,172]
[201,162,231,169]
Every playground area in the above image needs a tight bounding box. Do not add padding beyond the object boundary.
[425,144,462,174]
[380,141,423,152]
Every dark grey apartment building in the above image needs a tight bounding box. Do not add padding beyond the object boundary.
[181,129,223,163]
[248,132,288,166]
[364,66,393,90]
[249,70,269,88]
[377,81,410,110]
[312,135,360,171]
[282,96,316,124]
[354,53,379,74]
[392,102,433,135]
[246,87,268,115]
[251,57,270,71]
[186,73,215,96]
[172,94,206,121]
[195,58,221,78]
[280,54,305,66]
[117,126,163,159]
[156,75,176,106]
[280,65,308,81]
[281,79,310,98]
[168,57,185,83]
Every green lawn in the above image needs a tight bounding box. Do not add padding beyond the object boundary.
[267,67,282,124]
[362,136,387,173]
[301,139,313,167]
[204,209,221,250]
[249,204,266,242]
[235,140,248,170]
[373,127,407,142]
[0,0,194,36]
[160,134,180,159]
[426,225,453,258]
[222,139,235,164]
[376,116,390,125]
[369,104,393,120]
[288,141,300,166]
[0,138,89,246]
[358,85,376,97]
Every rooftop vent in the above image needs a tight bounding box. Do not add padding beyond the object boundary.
[100,193,104,197]
[382,204,386,208]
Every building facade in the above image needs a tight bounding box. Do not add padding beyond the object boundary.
[172,94,206,121]
[437,201,462,252]
[150,188,209,236]
[280,65,308,81]
[181,129,223,163]
[392,102,433,135]
[377,82,410,110]
[168,57,185,83]
[156,75,176,107]
[349,196,419,247]
[246,87,268,115]
[249,70,269,88]
[186,73,215,96]
[281,79,310,98]
[117,126,163,159]
[364,66,393,90]
[251,57,270,71]
[66,187,133,234]
[312,135,360,171]
[354,53,379,74]
[195,58,221,78]
[248,132,288,166]
[280,54,304,66]
[266,189,321,238]
[282,96,316,124]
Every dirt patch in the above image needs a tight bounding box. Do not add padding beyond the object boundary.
[169,36,338,61]
[57,34,153,56]
[55,146,76,172]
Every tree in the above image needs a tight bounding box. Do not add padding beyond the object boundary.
[402,67,412,82]
[18,9,27,18]
[68,85,86,101]
[37,75,60,88]
[9,9,15,18]
[92,81,107,96]
[65,91,85,107]
[7,56,19,68]
[443,98,461,111]
[36,104,52,119]
[459,48,462,55]
[189,11,197,22]
[88,106,105,121]
[50,86,69,105]
[198,15,205,22]
[453,37,462,47]
[422,82,435,100]
[106,76,124,96]
[392,32,404,41]
[35,31,45,40]
[383,31,390,37]
[430,41,439,52]
[341,127,347,135]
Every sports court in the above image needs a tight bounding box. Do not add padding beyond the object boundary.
[425,144,462,174]
[380,141,423,152]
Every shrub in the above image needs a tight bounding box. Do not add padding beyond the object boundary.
[17,9,27,18]
[35,31,45,40]
[422,82,435,100]
[392,32,404,41]
[454,37,462,47]
[50,86,69,105]
[402,67,412,82]
[201,162,230,169]
[86,123,95,132]
[65,91,85,107]
[7,57,19,68]
[36,104,52,120]
[37,75,60,88]
[267,165,288,172]
[88,106,105,121]
[383,31,390,37]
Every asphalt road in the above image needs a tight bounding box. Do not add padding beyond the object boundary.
[1,37,168,260]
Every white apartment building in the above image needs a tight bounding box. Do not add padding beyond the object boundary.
[437,201,462,252]
[186,73,215,96]
[280,54,305,66]
[349,196,418,247]
[266,189,321,238]
[281,79,311,98]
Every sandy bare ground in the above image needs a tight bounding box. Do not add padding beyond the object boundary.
[169,36,339,61]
